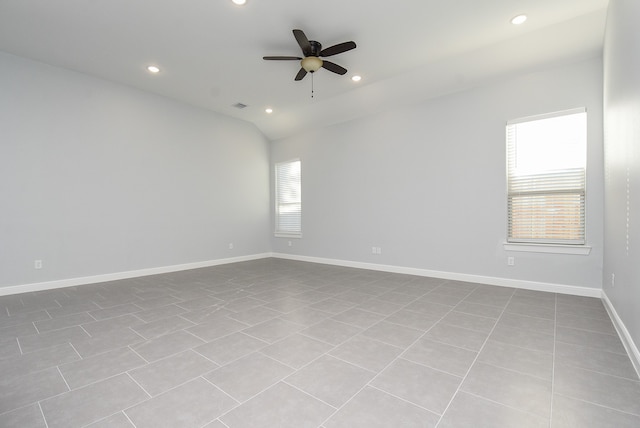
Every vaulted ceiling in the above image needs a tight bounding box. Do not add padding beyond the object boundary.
[0,0,609,140]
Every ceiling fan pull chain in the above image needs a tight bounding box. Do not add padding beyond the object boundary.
[311,73,314,98]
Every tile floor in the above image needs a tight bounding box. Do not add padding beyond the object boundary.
[0,258,639,427]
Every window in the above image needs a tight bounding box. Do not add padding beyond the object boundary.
[506,108,587,245]
[275,159,301,236]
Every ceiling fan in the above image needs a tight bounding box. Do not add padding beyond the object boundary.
[263,29,356,81]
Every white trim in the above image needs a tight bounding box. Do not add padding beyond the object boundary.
[271,253,601,297]
[506,106,586,125]
[503,243,592,255]
[602,291,640,379]
[0,253,272,297]
[274,233,302,239]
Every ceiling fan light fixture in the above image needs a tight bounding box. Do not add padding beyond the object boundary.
[511,14,527,25]
[351,75,362,82]
[301,56,323,73]
[231,0,246,5]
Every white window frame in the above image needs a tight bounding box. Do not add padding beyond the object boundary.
[274,159,302,238]
[505,108,589,254]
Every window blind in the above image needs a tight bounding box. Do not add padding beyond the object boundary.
[506,109,586,245]
[275,159,301,235]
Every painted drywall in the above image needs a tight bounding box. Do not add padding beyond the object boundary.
[603,0,640,358]
[271,57,604,289]
[0,52,271,288]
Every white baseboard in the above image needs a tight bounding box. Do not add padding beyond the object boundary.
[271,253,602,298]
[0,253,272,296]
[602,291,640,378]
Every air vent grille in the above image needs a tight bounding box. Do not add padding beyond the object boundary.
[233,102,248,109]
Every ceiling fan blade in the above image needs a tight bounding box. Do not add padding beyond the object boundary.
[319,41,356,57]
[322,61,347,75]
[263,56,302,60]
[293,29,312,56]
[294,68,308,81]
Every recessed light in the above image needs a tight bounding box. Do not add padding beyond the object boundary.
[511,14,527,25]
[351,75,362,82]
[147,65,160,73]
[232,0,246,5]
[265,108,273,114]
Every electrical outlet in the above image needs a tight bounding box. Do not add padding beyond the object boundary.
[34,260,42,269]
[228,243,234,250]
[371,247,382,255]
[288,241,292,247]
[507,256,515,266]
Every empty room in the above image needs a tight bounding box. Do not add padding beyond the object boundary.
[1,0,639,427]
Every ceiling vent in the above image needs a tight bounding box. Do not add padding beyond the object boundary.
[232,102,248,109]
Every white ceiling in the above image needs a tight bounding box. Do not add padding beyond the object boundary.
[0,0,609,140]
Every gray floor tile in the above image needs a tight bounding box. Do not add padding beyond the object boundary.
[375,291,419,305]
[41,373,148,428]
[133,295,182,310]
[462,290,512,307]
[308,298,358,314]
[438,391,548,428]
[194,332,268,366]
[18,326,90,353]
[354,299,404,316]
[241,318,305,344]
[555,341,638,380]
[89,303,143,321]
[206,352,294,402]
[130,349,218,396]
[227,306,282,325]
[261,333,334,369]
[301,319,363,345]
[439,310,497,334]
[383,308,440,330]
[125,377,237,428]
[71,327,146,358]
[220,381,334,428]
[85,412,136,428]
[454,301,504,319]
[0,343,79,383]
[0,403,47,428]
[403,299,453,317]
[402,337,477,377]
[556,312,617,335]
[0,322,38,341]
[223,297,269,312]
[179,306,234,324]
[133,304,187,323]
[361,321,423,348]
[176,296,225,311]
[186,316,250,342]
[0,310,50,329]
[420,292,466,306]
[496,312,555,335]
[0,366,69,413]
[286,354,375,407]
[331,308,385,329]
[478,339,553,381]
[506,301,555,320]
[424,322,488,351]
[278,307,333,326]
[132,330,205,362]
[371,358,462,414]
[81,314,145,336]
[329,334,403,373]
[553,363,640,415]
[461,362,552,418]
[556,302,609,320]
[131,315,195,340]
[59,347,147,389]
[556,326,627,355]
[551,393,640,428]
[34,312,95,333]
[47,302,101,318]
[490,324,554,353]
[324,386,439,428]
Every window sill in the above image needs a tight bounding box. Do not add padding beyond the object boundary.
[275,233,302,239]
[503,243,591,255]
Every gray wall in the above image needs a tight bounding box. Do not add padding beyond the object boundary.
[0,52,271,288]
[271,57,604,289]
[603,0,640,355]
